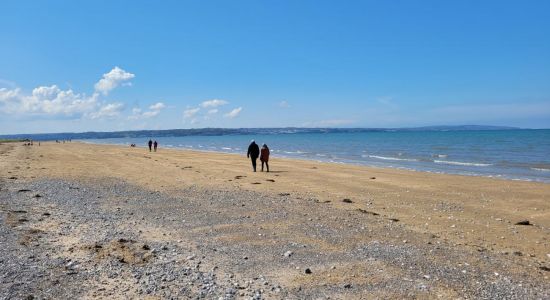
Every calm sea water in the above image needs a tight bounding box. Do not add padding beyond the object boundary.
[83,130,550,183]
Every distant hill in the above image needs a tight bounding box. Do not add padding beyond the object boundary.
[409,125,519,131]
[0,125,523,141]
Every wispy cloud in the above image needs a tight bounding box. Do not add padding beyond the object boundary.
[224,107,242,118]
[278,100,290,108]
[149,102,166,111]
[128,102,166,120]
[0,78,17,88]
[94,66,135,95]
[200,99,228,108]
[88,102,125,120]
[183,107,200,119]
[428,102,550,123]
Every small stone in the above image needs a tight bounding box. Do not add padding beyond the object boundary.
[515,220,532,226]
[283,251,293,257]
[304,268,312,274]
[343,283,352,288]
[342,198,353,203]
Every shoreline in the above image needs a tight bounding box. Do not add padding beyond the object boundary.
[78,139,550,184]
[1,141,549,298]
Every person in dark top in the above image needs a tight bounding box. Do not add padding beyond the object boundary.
[260,144,270,172]
[153,140,158,152]
[247,140,260,172]
[148,139,153,152]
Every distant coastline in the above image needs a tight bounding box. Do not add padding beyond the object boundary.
[0,125,526,141]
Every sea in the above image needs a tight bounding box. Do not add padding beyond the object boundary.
[82,129,550,183]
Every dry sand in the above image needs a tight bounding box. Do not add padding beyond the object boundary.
[1,141,549,298]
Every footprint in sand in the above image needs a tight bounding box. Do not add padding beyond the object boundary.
[251,182,262,185]
[234,175,246,179]
[265,179,275,182]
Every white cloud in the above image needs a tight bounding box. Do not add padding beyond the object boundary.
[201,99,228,108]
[0,85,100,117]
[224,107,242,119]
[0,87,20,102]
[128,101,166,120]
[0,67,138,122]
[183,107,200,119]
[94,66,135,95]
[149,102,165,110]
[278,100,290,108]
[88,102,125,120]
[207,109,218,114]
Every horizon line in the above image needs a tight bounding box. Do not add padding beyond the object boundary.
[1,125,546,137]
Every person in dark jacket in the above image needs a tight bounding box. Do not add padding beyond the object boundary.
[247,140,260,172]
[260,144,270,172]
[148,139,153,152]
[153,140,158,152]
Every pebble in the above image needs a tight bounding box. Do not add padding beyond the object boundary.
[2,177,548,300]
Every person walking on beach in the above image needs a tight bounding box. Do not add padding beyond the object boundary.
[247,140,260,172]
[148,139,153,152]
[260,144,270,172]
[153,140,158,152]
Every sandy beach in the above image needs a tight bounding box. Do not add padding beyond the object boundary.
[1,141,549,299]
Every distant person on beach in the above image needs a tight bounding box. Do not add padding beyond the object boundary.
[247,140,260,172]
[154,140,158,152]
[260,144,270,172]
[148,139,153,152]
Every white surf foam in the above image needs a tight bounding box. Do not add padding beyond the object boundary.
[365,155,418,162]
[434,160,491,167]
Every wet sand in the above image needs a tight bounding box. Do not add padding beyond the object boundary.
[1,141,549,299]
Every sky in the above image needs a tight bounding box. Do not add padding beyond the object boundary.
[1,0,549,134]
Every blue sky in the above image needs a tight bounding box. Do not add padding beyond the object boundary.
[1,0,549,134]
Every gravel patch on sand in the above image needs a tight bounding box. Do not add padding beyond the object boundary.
[1,177,549,299]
